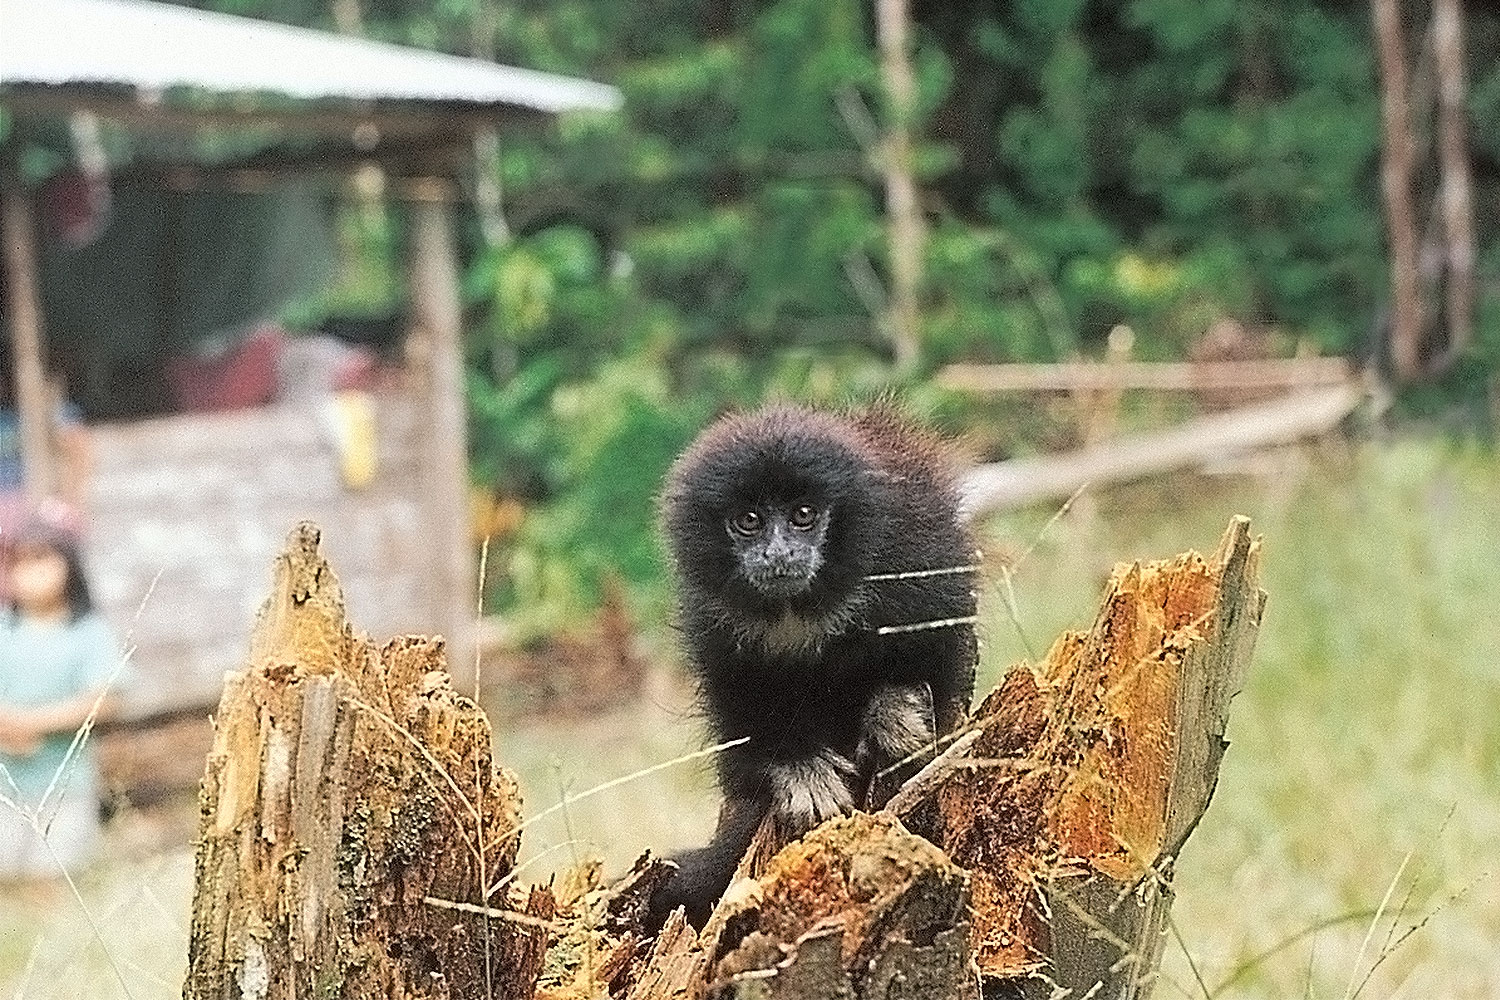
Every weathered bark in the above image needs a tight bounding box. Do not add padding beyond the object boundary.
[186,517,1261,1000]
[182,523,548,1000]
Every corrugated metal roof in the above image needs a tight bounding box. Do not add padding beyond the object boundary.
[0,0,621,115]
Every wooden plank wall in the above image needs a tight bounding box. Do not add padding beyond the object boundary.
[84,394,444,714]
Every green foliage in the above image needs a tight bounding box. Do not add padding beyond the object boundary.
[197,0,1500,629]
[488,358,707,640]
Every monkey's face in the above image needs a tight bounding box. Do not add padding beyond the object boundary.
[724,500,830,599]
[664,408,892,624]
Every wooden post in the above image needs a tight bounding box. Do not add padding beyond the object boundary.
[406,187,474,681]
[0,181,58,501]
[875,0,923,371]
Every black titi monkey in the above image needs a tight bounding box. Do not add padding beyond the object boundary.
[649,405,978,928]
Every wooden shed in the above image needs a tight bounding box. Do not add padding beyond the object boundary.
[0,0,620,715]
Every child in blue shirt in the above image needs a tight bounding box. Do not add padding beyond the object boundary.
[0,518,125,879]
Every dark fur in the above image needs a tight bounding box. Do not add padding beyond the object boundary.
[650,405,978,928]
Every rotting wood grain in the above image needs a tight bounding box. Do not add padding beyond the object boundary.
[183,522,543,1000]
[899,516,1263,998]
[693,813,973,1000]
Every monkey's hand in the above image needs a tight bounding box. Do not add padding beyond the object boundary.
[766,750,857,834]
[855,683,937,807]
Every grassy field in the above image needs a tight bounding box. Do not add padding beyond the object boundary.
[2,437,1498,998]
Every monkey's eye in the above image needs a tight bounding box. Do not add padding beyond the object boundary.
[730,510,763,536]
[788,504,819,530]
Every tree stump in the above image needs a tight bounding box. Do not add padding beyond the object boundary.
[182,517,1262,1000]
[183,523,551,1000]
[897,515,1263,997]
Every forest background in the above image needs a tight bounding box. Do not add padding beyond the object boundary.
[176,1,1498,629]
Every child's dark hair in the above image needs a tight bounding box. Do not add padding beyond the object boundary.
[6,517,93,621]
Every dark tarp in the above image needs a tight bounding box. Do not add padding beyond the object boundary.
[34,182,336,418]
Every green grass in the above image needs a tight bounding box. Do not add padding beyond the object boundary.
[3,437,1498,998]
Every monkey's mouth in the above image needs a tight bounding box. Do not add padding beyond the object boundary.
[747,568,815,598]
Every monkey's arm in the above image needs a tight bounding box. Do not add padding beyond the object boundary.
[650,794,762,928]
[708,669,863,834]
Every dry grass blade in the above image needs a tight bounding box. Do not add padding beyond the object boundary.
[486,840,584,899]
[1169,914,1212,1000]
[1348,868,1484,1000]
[875,613,981,635]
[474,534,491,706]
[864,563,981,581]
[423,896,565,932]
[1341,851,1412,1000]
[1208,909,1380,997]
[508,735,748,840]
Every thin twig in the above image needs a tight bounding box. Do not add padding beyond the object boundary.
[885,729,981,815]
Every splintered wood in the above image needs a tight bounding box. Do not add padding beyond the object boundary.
[183,523,548,1000]
[183,517,1261,1000]
[905,515,1264,997]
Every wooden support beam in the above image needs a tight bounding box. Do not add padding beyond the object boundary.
[0,180,58,501]
[406,189,474,681]
[938,358,1354,395]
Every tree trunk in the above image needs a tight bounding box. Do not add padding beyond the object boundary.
[1431,0,1474,370]
[875,0,923,371]
[1371,0,1425,383]
[184,517,1263,999]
